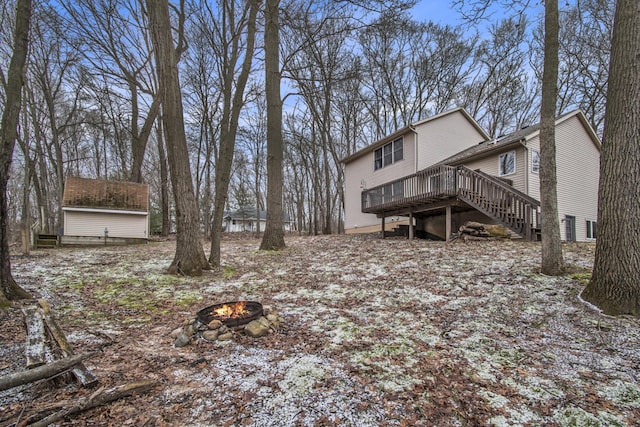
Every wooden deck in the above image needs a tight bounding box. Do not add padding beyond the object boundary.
[361,165,541,240]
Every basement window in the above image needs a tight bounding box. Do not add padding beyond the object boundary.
[586,220,597,239]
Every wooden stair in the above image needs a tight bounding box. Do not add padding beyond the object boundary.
[35,234,59,248]
[456,166,541,240]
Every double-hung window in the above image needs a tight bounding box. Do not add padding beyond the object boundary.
[586,220,597,239]
[374,137,403,170]
[499,150,516,176]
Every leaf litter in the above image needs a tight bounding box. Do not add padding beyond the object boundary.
[1,235,639,426]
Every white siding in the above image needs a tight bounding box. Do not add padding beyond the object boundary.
[64,210,149,239]
[415,110,488,169]
[523,115,600,241]
[344,132,418,230]
[553,116,600,241]
[462,146,528,193]
[344,110,488,233]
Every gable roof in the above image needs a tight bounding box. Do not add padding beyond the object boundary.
[63,177,149,212]
[340,107,489,164]
[437,109,601,166]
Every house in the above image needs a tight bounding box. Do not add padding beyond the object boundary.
[61,177,150,245]
[223,207,293,233]
[342,108,601,242]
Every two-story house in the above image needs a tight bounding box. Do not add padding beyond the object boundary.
[342,108,601,242]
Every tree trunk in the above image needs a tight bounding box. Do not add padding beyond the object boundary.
[260,0,286,251]
[146,0,209,275]
[582,0,640,316]
[131,96,160,184]
[0,0,33,306]
[156,119,170,237]
[209,0,260,268]
[539,0,564,276]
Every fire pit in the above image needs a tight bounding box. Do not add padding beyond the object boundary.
[196,301,264,328]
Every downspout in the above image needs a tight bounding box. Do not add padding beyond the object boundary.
[520,139,529,195]
[410,125,418,173]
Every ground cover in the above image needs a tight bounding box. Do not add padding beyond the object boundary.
[1,235,639,426]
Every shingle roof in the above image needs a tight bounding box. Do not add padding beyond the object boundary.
[63,177,149,212]
[436,124,538,166]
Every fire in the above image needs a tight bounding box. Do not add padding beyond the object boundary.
[212,301,249,318]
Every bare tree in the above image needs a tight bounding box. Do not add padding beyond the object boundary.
[1,0,32,306]
[201,0,260,268]
[539,0,564,275]
[454,0,564,275]
[60,0,159,184]
[146,0,210,275]
[582,0,640,316]
[462,16,537,138]
[260,0,286,250]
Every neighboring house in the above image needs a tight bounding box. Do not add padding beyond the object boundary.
[62,177,150,245]
[223,207,293,233]
[342,108,601,242]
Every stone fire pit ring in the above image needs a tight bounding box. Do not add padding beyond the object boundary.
[196,300,264,328]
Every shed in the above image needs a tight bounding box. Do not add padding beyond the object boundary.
[62,177,149,245]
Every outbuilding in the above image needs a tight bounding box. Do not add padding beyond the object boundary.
[61,177,149,245]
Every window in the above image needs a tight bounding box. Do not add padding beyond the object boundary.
[586,220,597,239]
[532,149,540,174]
[499,151,516,176]
[374,137,403,170]
[374,149,383,170]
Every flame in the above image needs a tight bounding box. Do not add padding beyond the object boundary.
[212,301,249,318]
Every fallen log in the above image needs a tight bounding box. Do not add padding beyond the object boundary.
[0,352,96,392]
[28,380,159,427]
[21,306,46,368]
[39,300,99,387]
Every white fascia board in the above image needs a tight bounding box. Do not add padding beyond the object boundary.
[62,207,148,216]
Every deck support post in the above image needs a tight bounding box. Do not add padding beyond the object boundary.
[445,205,452,242]
[381,215,385,239]
[408,211,414,240]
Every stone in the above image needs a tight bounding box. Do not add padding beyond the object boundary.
[185,324,197,337]
[218,325,229,335]
[245,316,271,338]
[218,332,234,341]
[201,330,219,341]
[266,313,280,329]
[194,320,208,332]
[170,327,184,339]
[207,319,223,330]
[174,331,191,347]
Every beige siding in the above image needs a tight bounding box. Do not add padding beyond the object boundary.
[523,115,600,241]
[64,210,149,239]
[461,146,527,193]
[416,110,488,169]
[344,132,417,230]
[552,116,600,241]
[344,109,488,232]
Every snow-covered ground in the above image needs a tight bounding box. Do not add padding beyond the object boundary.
[1,235,638,426]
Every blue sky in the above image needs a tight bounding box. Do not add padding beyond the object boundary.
[410,0,463,25]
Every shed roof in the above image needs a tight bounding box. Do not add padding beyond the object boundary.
[63,177,149,212]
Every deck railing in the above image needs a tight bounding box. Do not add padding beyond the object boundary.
[360,165,541,239]
[361,165,457,212]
